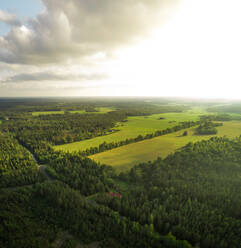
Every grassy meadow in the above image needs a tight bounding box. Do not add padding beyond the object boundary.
[90,121,241,173]
[32,107,114,116]
[54,108,206,152]
[52,106,241,173]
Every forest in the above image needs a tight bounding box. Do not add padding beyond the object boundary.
[0,132,45,188]
[195,121,223,135]
[0,111,126,145]
[1,98,241,248]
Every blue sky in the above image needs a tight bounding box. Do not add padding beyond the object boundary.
[0,0,43,36]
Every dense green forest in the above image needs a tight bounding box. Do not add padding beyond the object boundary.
[0,181,192,248]
[0,111,126,145]
[0,132,45,188]
[103,137,241,248]
[1,98,241,247]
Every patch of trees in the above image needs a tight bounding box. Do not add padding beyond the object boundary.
[2,131,116,195]
[118,104,189,116]
[100,137,241,248]
[0,188,58,248]
[0,181,192,248]
[0,111,127,145]
[200,114,233,122]
[0,133,35,172]
[0,167,46,188]
[213,114,232,121]
[0,133,45,188]
[46,153,115,196]
[195,121,222,135]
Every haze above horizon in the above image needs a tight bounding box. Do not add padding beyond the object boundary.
[0,0,241,99]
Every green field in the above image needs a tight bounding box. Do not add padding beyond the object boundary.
[54,108,207,152]
[90,121,241,173]
[32,107,114,116]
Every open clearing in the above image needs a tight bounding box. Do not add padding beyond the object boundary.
[90,121,241,173]
[32,107,114,116]
[54,109,207,152]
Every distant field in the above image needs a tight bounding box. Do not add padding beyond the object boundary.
[54,108,207,152]
[32,107,114,116]
[90,121,241,173]
[32,111,65,115]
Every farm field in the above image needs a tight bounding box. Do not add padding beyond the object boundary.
[54,108,207,152]
[32,107,114,116]
[90,121,241,173]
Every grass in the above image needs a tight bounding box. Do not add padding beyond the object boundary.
[32,111,65,116]
[90,121,241,173]
[54,108,207,152]
[32,107,114,116]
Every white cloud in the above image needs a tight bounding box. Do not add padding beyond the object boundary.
[0,0,176,65]
[0,10,21,27]
[0,0,179,97]
[1,71,108,83]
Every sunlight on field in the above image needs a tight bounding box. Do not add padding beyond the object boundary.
[54,110,203,152]
[90,121,241,173]
[32,111,65,116]
[32,107,114,116]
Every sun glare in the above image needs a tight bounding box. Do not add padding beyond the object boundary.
[102,0,241,98]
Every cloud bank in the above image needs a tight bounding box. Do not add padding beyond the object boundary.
[0,0,179,97]
[0,0,175,65]
[0,10,21,27]
[1,71,108,83]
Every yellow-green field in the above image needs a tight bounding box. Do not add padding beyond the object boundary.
[32,111,65,115]
[32,107,114,116]
[54,109,206,152]
[90,121,241,173]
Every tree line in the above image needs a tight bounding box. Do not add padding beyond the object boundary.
[80,120,201,156]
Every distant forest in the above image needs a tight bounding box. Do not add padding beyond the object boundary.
[207,103,241,115]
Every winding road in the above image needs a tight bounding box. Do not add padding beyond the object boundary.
[29,152,54,181]
[29,151,53,181]
[1,148,54,191]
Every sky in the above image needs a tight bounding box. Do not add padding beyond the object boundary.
[0,0,43,36]
[0,0,241,98]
